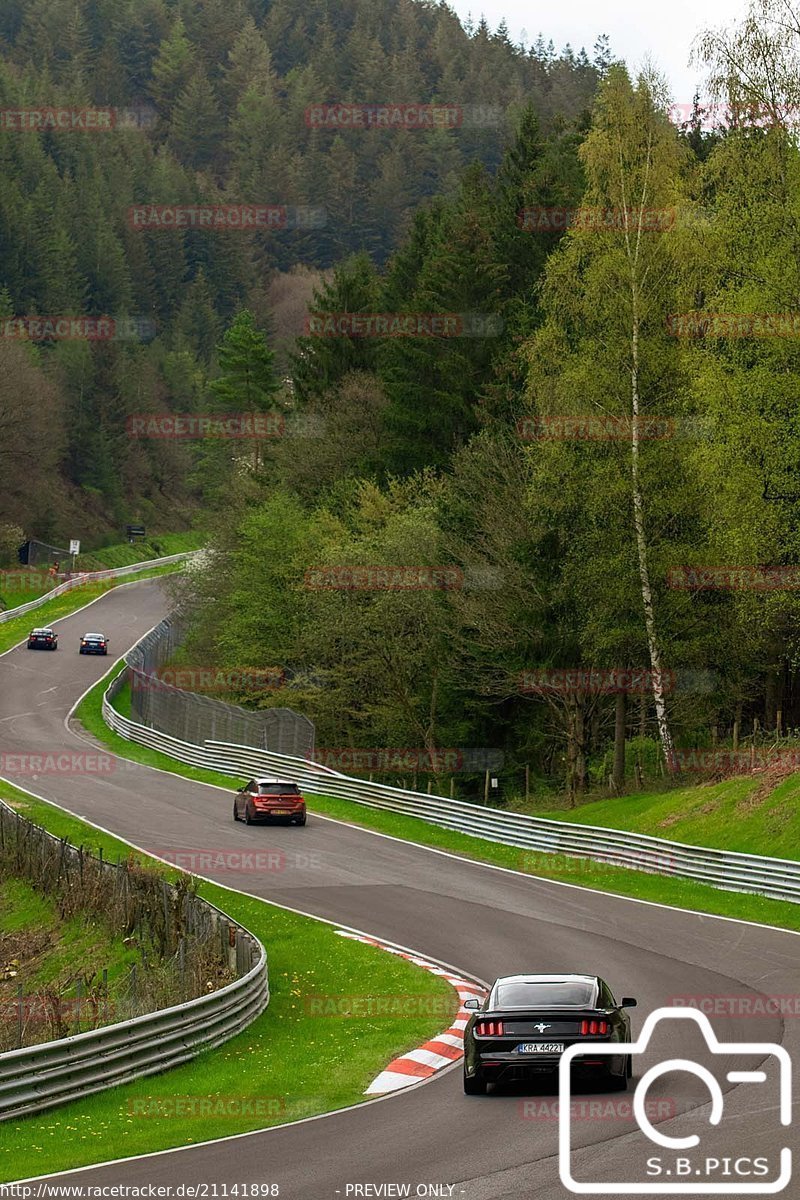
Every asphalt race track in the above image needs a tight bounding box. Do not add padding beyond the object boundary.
[1,579,797,1198]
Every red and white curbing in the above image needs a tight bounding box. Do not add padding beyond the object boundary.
[335,929,487,1094]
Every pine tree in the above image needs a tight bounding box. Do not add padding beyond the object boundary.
[169,71,225,171]
[210,310,280,468]
[149,16,194,117]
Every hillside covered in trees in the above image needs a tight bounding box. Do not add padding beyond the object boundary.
[177,0,800,796]
[0,0,607,542]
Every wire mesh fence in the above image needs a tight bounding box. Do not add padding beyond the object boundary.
[0,801,260,1051]
[123,612,315,757]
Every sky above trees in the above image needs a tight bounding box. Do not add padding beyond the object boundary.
[451,0,749,104]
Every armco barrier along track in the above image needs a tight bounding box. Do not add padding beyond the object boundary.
[0,799,268,1122]
[0,551,200,625]
[102,653,800,907]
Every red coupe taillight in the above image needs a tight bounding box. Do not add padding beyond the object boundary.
[580,1019,609,1035]
[475,1019,504,1037]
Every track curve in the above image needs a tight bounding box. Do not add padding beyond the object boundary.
[1,579,797,1198]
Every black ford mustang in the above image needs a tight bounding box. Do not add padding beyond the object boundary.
[463,973,636,1094]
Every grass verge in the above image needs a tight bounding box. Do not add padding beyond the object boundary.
[76,532,205,572]
[0,876,141,1052]
[71,668,800,939]
[532,776,800,861]
[0,778,456,1182]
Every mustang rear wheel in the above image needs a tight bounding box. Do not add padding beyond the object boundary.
[233,802,239,821]
[605,1070,628,1091]
[463,1070,487,1095]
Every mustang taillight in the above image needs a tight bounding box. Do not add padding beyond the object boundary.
[580,1019,609,1035]
[475,1020,504,1037]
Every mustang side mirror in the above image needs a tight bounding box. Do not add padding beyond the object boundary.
[463,998,481,1010]
[621,997,637,1008]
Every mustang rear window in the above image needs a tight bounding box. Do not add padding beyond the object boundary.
[495,981,596,1008]
[258,783,300,795]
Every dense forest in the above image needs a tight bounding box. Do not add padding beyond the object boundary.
[6,0,800,798]
[0,0,605,541]
[175,0,800,797]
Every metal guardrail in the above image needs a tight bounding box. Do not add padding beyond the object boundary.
[102,665,800,908]
[0,551,200,624]
[0,798,269,1121]
[125,613,315,757]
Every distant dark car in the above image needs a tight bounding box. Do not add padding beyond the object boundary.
[79,632,109,655]
[462,974,636,1095]
[27,627,58,650]
[233,778,307,826]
